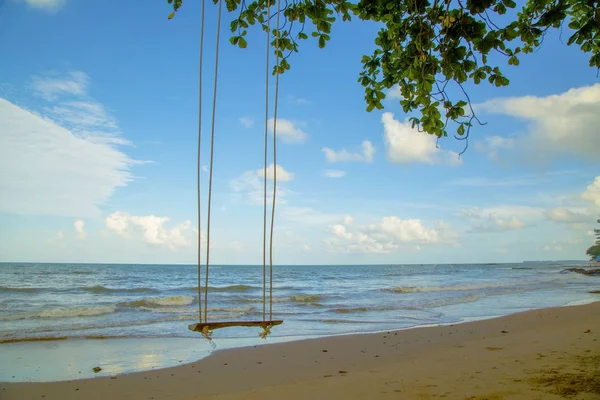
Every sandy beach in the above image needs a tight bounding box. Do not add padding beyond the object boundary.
[2,301,599,400]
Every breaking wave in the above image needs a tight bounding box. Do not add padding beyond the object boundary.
[382,279,556,294]
[82,285,159,294]
[0,285,159,294]
[291,295,322,303]
[119,295,195,308]
[0,286,46,293]
[184,285,257,293]
[1,305,117,321]
[330,305,395,313]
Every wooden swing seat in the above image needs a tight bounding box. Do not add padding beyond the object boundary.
[188,320,283,332]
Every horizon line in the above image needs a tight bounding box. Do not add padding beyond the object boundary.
[0,259,589,267]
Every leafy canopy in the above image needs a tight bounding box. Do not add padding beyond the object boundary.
[167,0,600,149]
[586,217,600,261]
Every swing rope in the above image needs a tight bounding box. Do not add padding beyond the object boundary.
[194,0,282,340]
[203,0,223,325]
[261,0,271,323]
[196,0,206,325]
[270,0,282,322]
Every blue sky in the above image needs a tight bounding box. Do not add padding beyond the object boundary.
[0,0,598,265]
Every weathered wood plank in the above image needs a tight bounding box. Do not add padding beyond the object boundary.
[188,320,283,332]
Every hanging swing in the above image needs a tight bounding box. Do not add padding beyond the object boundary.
[188,0,283,340]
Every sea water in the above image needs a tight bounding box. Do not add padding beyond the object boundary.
[1,262,598,381]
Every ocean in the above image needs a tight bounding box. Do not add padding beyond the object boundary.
[1,262,599,381]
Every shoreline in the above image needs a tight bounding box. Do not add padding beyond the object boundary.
[3,297,598,383]
[2,301,599,399]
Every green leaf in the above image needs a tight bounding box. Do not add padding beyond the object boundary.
[238,37,247,49]
[318,35,326,48]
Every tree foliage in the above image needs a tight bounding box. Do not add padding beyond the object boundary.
[166,0,600,148]
[586,217,600,261]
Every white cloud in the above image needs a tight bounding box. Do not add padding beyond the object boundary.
[382,112,461,165]
[489,215,526,231]
[0,97,135,217]
[329,224,353,240]
[256,163,294,182]
[368,217,456,244]
[29,72,129,146]
[43,100,128,145]
[460,206,532,232]
[267,118,307,143]
[581,176,600,206]
[544,207,591,223]
[323,170,346,179]
[239,117,254,128]
[323,215,459,254]
[30,71,88,100]
[322,140,375,163]
[229,165,293,205]
[477,84,600,162]
[15,0,67,13]
[74,219,87,240]
[105,211,194,250]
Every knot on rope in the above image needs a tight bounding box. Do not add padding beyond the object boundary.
[201,325,213,340]
[259,324,273,339]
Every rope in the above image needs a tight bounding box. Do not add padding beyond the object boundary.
[269,0,282,321]
[196,0,206,324]
[204,0,223,323]
[262,0,272,324]
[192,0,280,336]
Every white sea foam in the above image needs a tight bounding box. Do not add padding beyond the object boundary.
[38,305,117,318]
[2,305,118,321]
[382,278,558,294]
[119,296,195,308]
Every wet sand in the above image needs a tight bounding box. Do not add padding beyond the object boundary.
[2,302,599,400]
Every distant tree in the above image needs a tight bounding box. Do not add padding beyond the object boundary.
[166,0,600,152]
[586,216,600,262]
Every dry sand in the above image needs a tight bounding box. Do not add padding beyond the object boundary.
[2,302,599,400]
